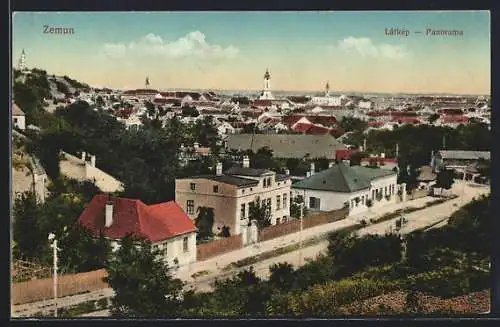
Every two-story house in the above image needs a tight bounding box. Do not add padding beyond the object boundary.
[175,156,292,236]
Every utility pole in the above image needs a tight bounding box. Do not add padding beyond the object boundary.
[48,233,59,317]
[299,198,304,266]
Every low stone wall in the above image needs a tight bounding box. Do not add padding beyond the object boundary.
[12,269,109,305]
[196,234,243,261]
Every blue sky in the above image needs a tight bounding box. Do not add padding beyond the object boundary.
[12,11,490,94]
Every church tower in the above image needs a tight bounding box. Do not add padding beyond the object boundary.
[259,69,274,100]
[145,76,150,89]
[18,49,27,71]
[325,81,330,97]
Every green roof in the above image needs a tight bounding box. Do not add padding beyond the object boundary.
[292,163,396,193]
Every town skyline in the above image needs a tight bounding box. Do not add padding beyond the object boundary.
[12,11,490,95]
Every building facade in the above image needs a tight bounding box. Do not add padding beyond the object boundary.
[175,158,291,236]
[292,162,401,216]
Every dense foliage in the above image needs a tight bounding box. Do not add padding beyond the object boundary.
[104,235,184,317]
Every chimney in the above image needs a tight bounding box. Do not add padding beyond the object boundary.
[329,161,334,168]
[243,156,250,168]
[285,169,290,175]
[306,171,311,178]
[381,153,385,159]
[194,142,199,150]
[343,159,350,166]
[90,155,96,167]
[105,200,113,228]
[216,162,223,176]
[81,151,86,161]
[310,163,315,175]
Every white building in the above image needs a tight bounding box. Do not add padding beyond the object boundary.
[217,121,236,136]
[358,100,373,110]
[12,103,26,130]
[292,162,404,216]
[78,194,197,268]
[175,157,292,236]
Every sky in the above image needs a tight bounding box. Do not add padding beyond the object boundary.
[12,11,490,95]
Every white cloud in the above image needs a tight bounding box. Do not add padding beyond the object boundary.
[334,37,408,59]
[101,31,239,60]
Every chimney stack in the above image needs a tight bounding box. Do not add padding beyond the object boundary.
[105,200,113,228]
[216,162,223,176]
[90,155,96,167]
[310,162,315,175]
[306,171,311,178]
[329,162,334,168]
[81,151,86,161]
[285,169,290,175]
[243,156,250,168]
[381,153,385,159]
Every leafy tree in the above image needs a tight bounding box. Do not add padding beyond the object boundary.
[181,106,199,117]
[12,192,41,261]
[59,224,111,273]
[435,168,454,195]
[428,113,440,124]
[349,151,365,166]
[104,235,185,317]
[339,117,368,133]
[96,95,105,107]
[268,262,297,292]
[250,146,279,170]
[195,206,214,240]
[248,196,271,229]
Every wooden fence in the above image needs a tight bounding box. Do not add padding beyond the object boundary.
[12,269,109,305]
[196,234,243,261]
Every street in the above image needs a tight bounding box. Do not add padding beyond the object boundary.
[12,180,489,317]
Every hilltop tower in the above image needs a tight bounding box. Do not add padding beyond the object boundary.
[18,49,27,71]
[259,69,275,100]
[325,81,330,97]
[145,76,150,89]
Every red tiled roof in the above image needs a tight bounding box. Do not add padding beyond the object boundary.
[361,157,398,164]
[305,125,331,134]
[391,117,422,124]
[441,115,468,123]
[336,149,354,160]
[439,108,464,115]
[78,194,196,242]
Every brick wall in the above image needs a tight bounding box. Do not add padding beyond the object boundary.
[12,269,109,305]
[196,234,242,261]
[259,207,348,243]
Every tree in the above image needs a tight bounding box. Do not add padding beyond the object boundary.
[104,235,185,317]
[248,196,271,229]
[435,168,454,195]
[428,113,440,124]
[96,95,105,107]
[251,146,279,170]
[195,206,214,240]
[268,262,297,292]
[340,117,368,133]
[181,106,199,117]
[12,192,41,261]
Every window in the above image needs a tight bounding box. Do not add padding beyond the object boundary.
[282,216,287,223]
[361,195,365,204]
[276,195,281,210]
[183,237,189,252]
[14,118,18,124]
[240,203,246,220]
[385,186,388,195]
[263,179,267,188]
[247,202,253,217]
[242,189,245,194]
[309,197,321,210]
[372,190,375,199]
[283,193,288,208]
[267,177,272,187]
[276,218,281,224]
[186,200,194,215]
[190,183,196,191]
[213,185,219,193]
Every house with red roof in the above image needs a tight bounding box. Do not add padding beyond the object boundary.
[78,194,197,267]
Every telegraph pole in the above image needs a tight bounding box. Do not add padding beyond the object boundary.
[48,233,59,317]
[299,200,304,266]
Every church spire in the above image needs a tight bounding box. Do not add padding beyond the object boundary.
[325,81,330,96]
[18,49,27,71]
[145,76,150,89]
